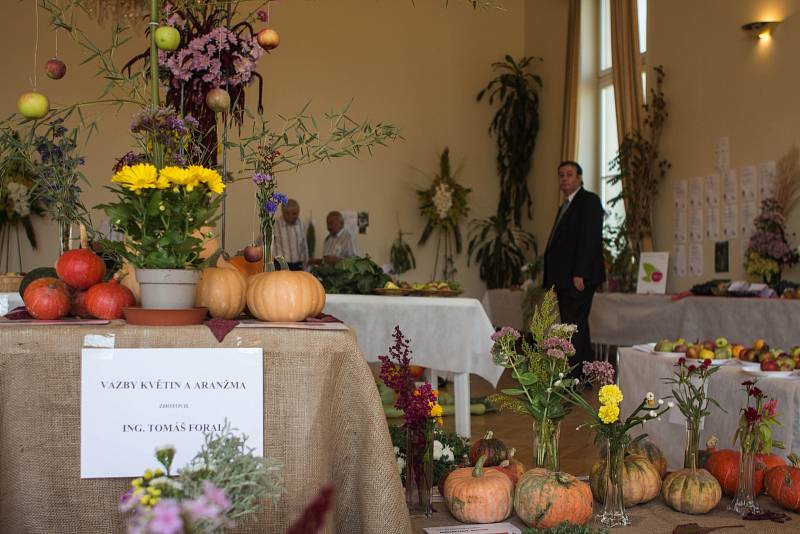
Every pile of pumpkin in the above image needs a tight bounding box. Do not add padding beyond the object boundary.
[438,432,800,527]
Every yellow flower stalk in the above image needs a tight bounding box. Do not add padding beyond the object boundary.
[598,384,623,406]
[598,403,620,424]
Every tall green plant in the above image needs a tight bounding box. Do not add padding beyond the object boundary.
[467,211,536,289]
[477,55,542,225]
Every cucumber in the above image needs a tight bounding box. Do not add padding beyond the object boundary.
[383,405,404,418]
[470,403,487,415]
[442,404,455,416]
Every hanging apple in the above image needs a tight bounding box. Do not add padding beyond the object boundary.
[154,25,181,51]
[206,88,230,113]
[243,245,263,262]
[17,91,50,119]
[45,59,67,80]
[257,28,280,51]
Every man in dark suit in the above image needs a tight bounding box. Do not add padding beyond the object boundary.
[543,161,605,369]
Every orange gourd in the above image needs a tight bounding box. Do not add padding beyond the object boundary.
[228,255,263,277]
[246,269,325,322]
[661,468,722,514]
[195,267,247,319]
[513,469,593,528]
[298,271,326,316]
[589,454,661,506]
[706,449,786,496]
[443,455,514,524]
[765,453,800,512]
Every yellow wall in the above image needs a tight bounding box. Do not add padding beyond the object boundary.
[648,0,800,291]
[0,0,571,298]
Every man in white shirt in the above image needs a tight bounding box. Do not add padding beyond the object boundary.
[318,211,357,266]
[273,199,308,271]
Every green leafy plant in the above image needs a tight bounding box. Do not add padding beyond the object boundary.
[417,148,470,281]
[606,65,670,289]
[523,523,609,534]
[477,55,542,225]
[389,423,469,486]
[467,211,536,289]
[311,255,389,294]
[390,227,416,275]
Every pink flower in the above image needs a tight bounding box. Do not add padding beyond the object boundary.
[257,10,269,22]
[148,500,184,534]
[764,399,778,417]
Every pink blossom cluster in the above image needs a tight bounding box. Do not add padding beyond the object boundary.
[748,198,799,264]
[121,481,230,534]
[541,336,575,359]
[158,26,263,90]
[582,361,615,385]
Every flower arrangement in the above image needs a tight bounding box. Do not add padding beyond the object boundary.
[734,380,783,455]
[663,357,724,468]
[119,424,283,534]
[248,143,287,271]
[98,107,224,269]
[388,424,470,487]
[379,325,443,515]
[487,289,576,470]
[417,148,471,281]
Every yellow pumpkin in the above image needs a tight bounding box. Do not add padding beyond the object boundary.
[299,271,326,317]
[246,270,323,322]
[443,455,514,524]
[195,267,247,319]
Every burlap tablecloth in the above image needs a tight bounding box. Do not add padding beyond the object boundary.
[415,496,799,533]
[0,322,411,534]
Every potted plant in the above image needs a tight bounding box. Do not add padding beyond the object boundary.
[466,210,536,289]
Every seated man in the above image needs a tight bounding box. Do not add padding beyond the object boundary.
[273,199,308,271]
[312,211,357,266]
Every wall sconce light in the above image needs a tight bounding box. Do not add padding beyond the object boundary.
[741,21,780,40]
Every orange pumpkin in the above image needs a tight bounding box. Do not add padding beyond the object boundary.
[589,454,661,506]
[298,271,326,317]
[706,449,786,496]
[195,267,248,319]
[489,448,525,485]
[443,455,514,524]
[24,279,71,320]
[765,453,800,512]
[513,468,593,528]
[227,255,264,277]
[661,468,721,514]
[246,270,325,322]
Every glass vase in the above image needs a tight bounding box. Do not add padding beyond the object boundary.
[532,418,561,471]
[404,424,434,517]
[596,439,630,527]
[261,220,274,272]
[58,219,79,256]
[684,418,700,469]
[728,448,760,515]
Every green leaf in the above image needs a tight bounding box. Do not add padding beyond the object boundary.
[500,388,526,396]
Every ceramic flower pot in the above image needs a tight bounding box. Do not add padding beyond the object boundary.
[135,269,200,309]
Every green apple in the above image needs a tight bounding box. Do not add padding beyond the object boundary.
[714,337,729,348]
[714,346,732,360]
[792,346,800,358]
[154,26,181,51]
[776,354,796,371]
[17,91,50,119]
[655,339,674,352]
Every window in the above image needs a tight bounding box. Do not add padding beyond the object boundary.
[598,0,647,223]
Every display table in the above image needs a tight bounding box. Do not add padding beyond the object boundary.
[591,293,800,348]
[0,322,411,534]
[323,294,501,438]
[618,347,800,469]
[415,496,799,533]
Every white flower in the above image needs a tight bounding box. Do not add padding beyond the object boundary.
[441,445,454,463]
[546,388,552,393]
[668,402,675,408]
[7,182,30,217]
[156,444,176,453]
[574,379,580,385]
[554,380,562,387]
[432,183,453,220]
[396,455,405,474]
[393,446,400,456]
[658,399,665,405]
[646,392,655,401]
[433,440,444,461]
[559,373,565,379]
[149,476,183,491]
[649,410,657,418]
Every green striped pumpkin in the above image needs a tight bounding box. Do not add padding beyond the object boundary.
[661,468,721,514]
[589,454,661,506]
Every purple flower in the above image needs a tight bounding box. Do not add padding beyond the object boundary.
[546,348,566,359]
[273,192,288,205]
[148,500,184,534]
[257,9,269,22]
[202,481,230,510]
[541,336,575,356]
[490,326,520,342]
[252,172,272,184]
[263,201,278,215]
[582,361,615,385]
[118,488,137,513]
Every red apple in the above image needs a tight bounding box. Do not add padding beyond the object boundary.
[154,26,181,51]
[257,28,280,50]
[17,91,50,119]
[45,59,66,80]
[685,346,701,360]
[761,359,779,372]
[205,88,230,113]
[243,245,263,263]
[702,340,716,351]
[651,271,663,282]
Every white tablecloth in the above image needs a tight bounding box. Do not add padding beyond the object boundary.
[618,347,800,469]
[324,294,501,386]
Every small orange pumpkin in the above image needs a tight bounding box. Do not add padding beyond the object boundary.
[489,448,525,485]
[765,452,800,512]
[443,455,514,524]
[514,468,593,528]
[246,269,325,322]
[195,267,248,319]
[228,255,263,278]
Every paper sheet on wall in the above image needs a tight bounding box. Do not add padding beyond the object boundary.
[673,208,687,242]
[705,174,720,207]
[673,244,687,277]
[341,210,359,241]
[689,243,704,276]
[721,203,738,239]
[689,208,704,242]
[758,161,777,199]
[722,170,738,205]
[740,200,759,242]
[706,207,720,241]
[740,165,758,201]
[689,176,704,208]
[673,179,688,210]
[714,136,730,171]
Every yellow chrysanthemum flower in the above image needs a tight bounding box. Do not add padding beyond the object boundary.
[598,384,623,406]
[112,164,159,193]
[186,165,224,193]
[429,404,443,418]
[598,403,620,424]
[143,468,153,481]
[159,166,190,188]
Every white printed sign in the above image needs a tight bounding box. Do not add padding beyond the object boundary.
[637,252,669,294]
[81,348,263,478]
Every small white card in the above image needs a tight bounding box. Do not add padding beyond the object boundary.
[637,252,669,294]
[423,523,521,534]
[81,348,264,478]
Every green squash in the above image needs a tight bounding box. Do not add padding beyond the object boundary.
[19,267,58,297]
